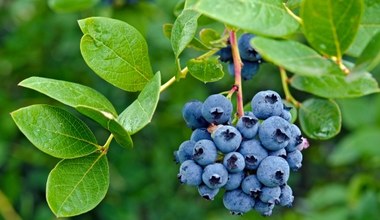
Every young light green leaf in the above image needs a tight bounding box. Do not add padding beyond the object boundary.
[301,0,363,57]
[11,105,99,158]
[171,9,201,57]
[79,17,153,92]
[187,57,224,83]
[194,0,300,38]
[46,153,109,217]
[199,28,221,48]
[164,23,208,51]
[19,77,132,149]
[354,32,380,72]
[299,98,341,140]
[48,0,99,13]
[291,71,380,98]
[118,72,161,134]
[347,0,380,57]
[251,37,343,76]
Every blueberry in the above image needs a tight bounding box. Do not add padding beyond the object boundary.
[190,128,212,142]
[228,60,260,80]
[177,160,203,186]
[280,104,292,122]
[238,139,268,170]
[217,45,233,63]
[212,125,242,153]
[236,115,259,139]
[223,190,255,215]
[224,172,245,191]
[192,140,218,166]
[238,33,262,62]
[257,156,290,187]
[241,175,262,197]
[286,150,303,171]
[269,148,287,158]
[260,186,281,204]
[182,100,209,129]
[198,184,219,200]
[285,124,303,152]
[202,94,233,124]
[279,185,294,207]
[254,200,275,216]
[251,90,284,119]
[202,163,229,189]
[259,116,292,151]
[177,140,195,163]
[223,152,245,173]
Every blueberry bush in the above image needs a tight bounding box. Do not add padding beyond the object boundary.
[2,0,380,219]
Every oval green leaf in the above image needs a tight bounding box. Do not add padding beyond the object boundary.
[118,72,161,134]
[46,153,109,217]
[299,98,341,140]
[171,9,201,57]
[301,0,363,57]
[199,28,221,48]
[187,57,224,83]
[251,37,343,76]
[347,0,380,57]
[11,105,99,158]
[48,0,99,13]
[354,32,380,72]
[18,77,132,149]
[194,0,300,38]
[291,71,380,98]
[79,17,153,92]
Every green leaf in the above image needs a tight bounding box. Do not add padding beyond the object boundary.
[199,28,220,48]
[48,0,99,13]
[79,17,153,92]
[46,153,109,217]
[118,72,161,134]
[187,57,224,83]
[354,32,380,72]
[251,37,343,76]
[301,0,363,57]
[18,77,133,149]
[194,0,300,38]
[328,128,380,166]
[347,0,380,57]
[164,23,208,51]
[299,98,341,140]
[162,23,173,39]
[11,105,99,159]
[171,9,201,57]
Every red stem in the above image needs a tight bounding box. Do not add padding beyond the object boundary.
[229,31,244,118]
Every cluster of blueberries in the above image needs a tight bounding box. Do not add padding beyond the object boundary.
[217,33,263,81]
[174,90,306,216]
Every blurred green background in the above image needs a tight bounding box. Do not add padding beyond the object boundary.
[1,0,380,219]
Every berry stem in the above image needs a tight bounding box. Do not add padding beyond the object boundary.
[101,134,114,154]
[279,67,300,108]
[283,3,303,24]
[229,30,244,118]
[0,190,22,220]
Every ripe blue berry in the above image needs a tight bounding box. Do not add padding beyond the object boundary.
[257,156,290,187]
[223,189,255,215]
[251,90,283,119]
[269,148,287,158]
[286,124,303,152]
[238,33,262,62]
[286,150,303,171]
[241,175,262,197]
[228,60,260,81]
[177,140,195,163]
[236,115,259,139]
[198,185,219,200]
[260,186,281,204]
[202,163,229,189]
[192,140,218,166]
[259,116,292,151]
[202,94,233,124]
[223,152,245,173]
[254,200,275,216]
[217,45,233,62]
[280,104,293,122]
[190,128,212,142]
[224,172,245,191]
[178,160,203,186]
[279,185,294,207]
[239,139,268,170]
[212,125,242,153]
[182,100,209,129]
